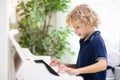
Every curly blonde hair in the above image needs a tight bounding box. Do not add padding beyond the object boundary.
[66,4,99,28]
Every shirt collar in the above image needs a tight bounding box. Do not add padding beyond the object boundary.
[80,31,100,43]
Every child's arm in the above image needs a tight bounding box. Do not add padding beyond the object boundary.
[76,58,107,74]
[58,58,107,75]
[65,64,76,68]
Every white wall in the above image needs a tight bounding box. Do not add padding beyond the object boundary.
[0,0,9,80]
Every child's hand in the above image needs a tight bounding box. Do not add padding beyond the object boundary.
[49,59,63,66]
[58,64,79,75]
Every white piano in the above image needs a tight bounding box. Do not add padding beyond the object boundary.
[9,29,83,80]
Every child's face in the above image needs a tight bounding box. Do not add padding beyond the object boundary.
[71,22,93,39]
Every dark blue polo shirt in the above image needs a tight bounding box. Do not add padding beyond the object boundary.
[76,31,107,80]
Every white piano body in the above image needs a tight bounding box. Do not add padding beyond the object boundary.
[9,29,83,80]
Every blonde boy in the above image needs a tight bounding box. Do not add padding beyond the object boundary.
[50,4,107,80]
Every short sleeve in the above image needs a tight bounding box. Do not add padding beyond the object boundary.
[94,37,107,61]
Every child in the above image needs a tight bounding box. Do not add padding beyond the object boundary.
[50,4,107,80]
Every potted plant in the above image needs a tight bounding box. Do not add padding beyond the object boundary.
[16,0,75,59]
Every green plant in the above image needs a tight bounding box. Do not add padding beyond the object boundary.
[16,0,74,59]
